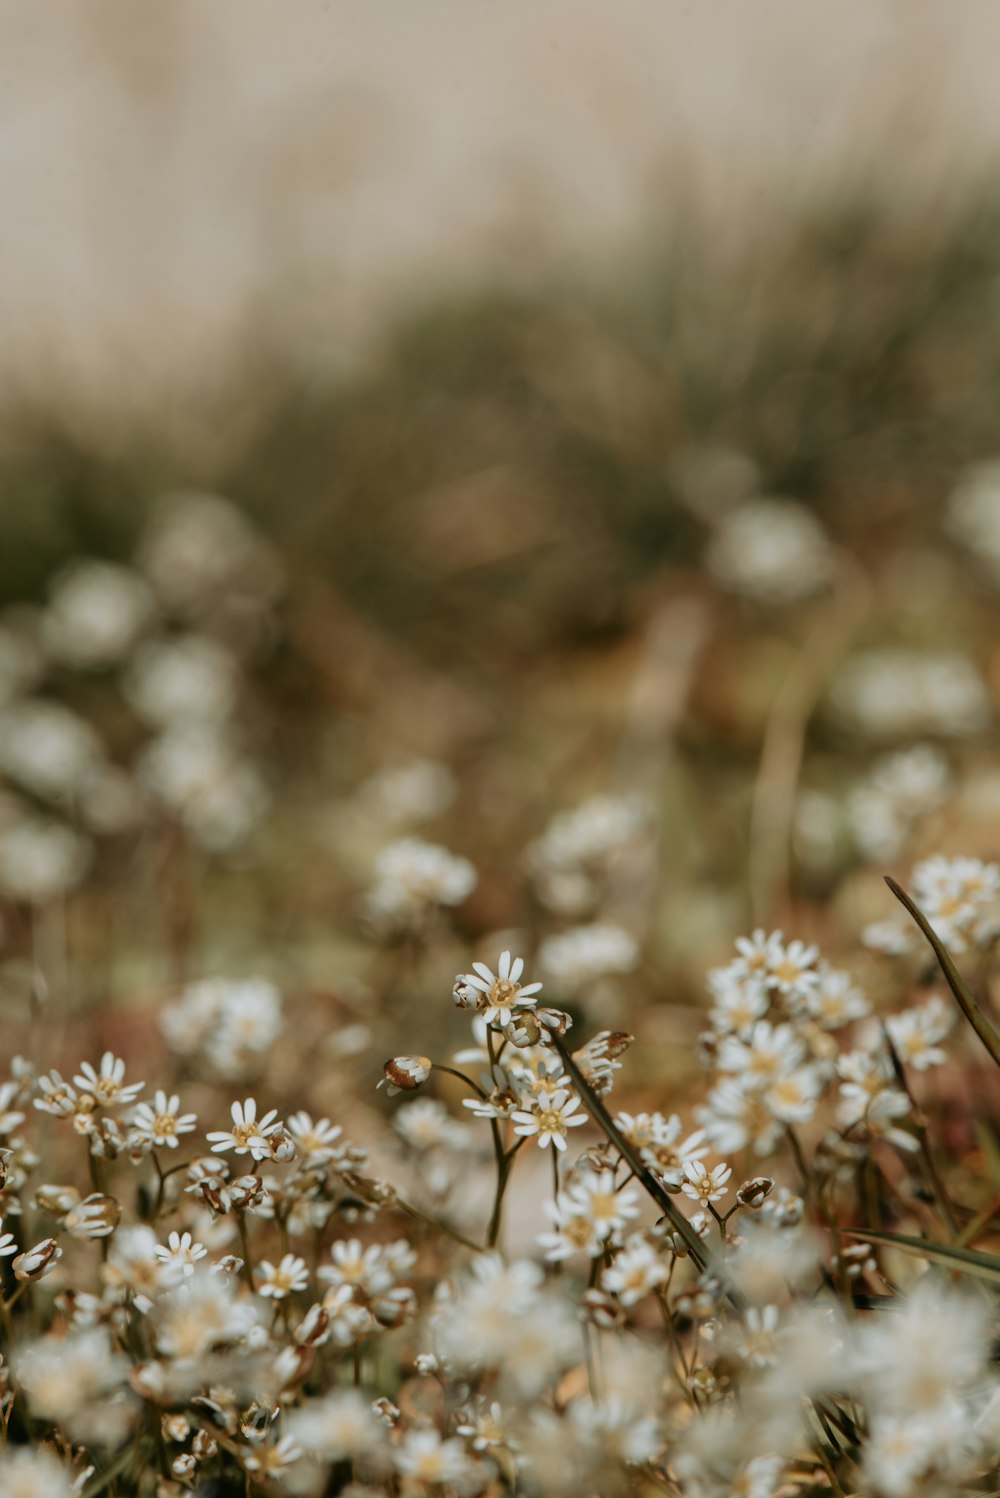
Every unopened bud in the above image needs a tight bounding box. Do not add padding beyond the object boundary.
[504,1012,542,1048]
[64,1193,121,1239]
[381,1056,432,1094]
[372,1396,400,1428]
[229,1176,266,1212]
[13,1236,62,1281]
[35,1184,80,1215]
[295,1303,331,1348]
[268,1129,297,1163]
[735,1176,774,1210]
[537,1008,573,1037]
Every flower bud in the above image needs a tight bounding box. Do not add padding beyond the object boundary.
[13,1236,62,1281]
[372,1396,400,1428]
[35,1184,80,1215]
[381,1056,432,1094]
[229,1176,266,1212]
[735,1176,775,1210]
[64,1192,121,1239]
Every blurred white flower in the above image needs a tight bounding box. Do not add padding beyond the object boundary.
[138,724,268,850]
[139,492,282,619]
[0,816,91,903]
[0,699,102,802]
[706,497,834,604]
[830,648,990,739]
[538,922,638,992]
[123,634,238,727]
[366,837,476,933]
[42,559,155,668]
[947,458,1000,582]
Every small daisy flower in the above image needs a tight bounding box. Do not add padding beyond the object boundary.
[602,1236,669,1306]
[244,1435,303,1477]
[285,1112,344,1162]
[206,1097,283,1161]
[886,994,954,1071]
[256,1253,309,1299]
[510,1086,588,1151]
[129,1091,198,1149]
[33,1070,79,1118]
[73,1053,144,1107]
[155,1231,208,1280]
[455,950,543,1026]
[681,1160,732,1205]
[562,1168,642,1240]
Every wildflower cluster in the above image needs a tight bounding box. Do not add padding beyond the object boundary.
[2,827,1000,1498]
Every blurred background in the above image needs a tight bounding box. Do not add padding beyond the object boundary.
[3,0,1000,1105]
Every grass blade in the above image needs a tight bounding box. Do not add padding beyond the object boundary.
[884,875,1000,1070]
[845,1226,1000,1285]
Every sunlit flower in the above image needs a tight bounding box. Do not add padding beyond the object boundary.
[456,949,543,1026]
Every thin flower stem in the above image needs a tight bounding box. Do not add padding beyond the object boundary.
[237,1212,256,1294]
[550,1144,560,1199]
[394,1196,483,1254]
[430,1064,487,1099]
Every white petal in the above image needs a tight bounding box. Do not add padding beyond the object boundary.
[509,956,524,983]
[498,951,511,980]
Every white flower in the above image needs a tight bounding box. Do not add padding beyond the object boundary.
[602,1236,669,1306]
[680,1159,732,1205]
[243,1435,302,1478]
[510,1086,587,1151]
[538,923,638,992]
[707,967,770,1036]
[0,1216,17,1257]
[151,1266,258,1359]
[764,1065,822,1124]
[717,1021,804,1090]
[457,949,543,1026]
[0,1448,77,1498]
[706,497,834,604]
[139,492,282,619]
[286,1111,344,1162]
[124,633,238,727]
[285,1388,388,1463]
[256,1253,309,1299]
[886,994,954,1071]
[393,1098,469,1151]
[73,1053,144,1107]
[830,648,990,740]
[155,1231,208,1281]
[394,1428,479,1492]
[0,699,103,801]
[806,965,870,1029]
[613,1110,709,1184]
[562,1168,642,1239]
[367,838,476,931]
[129,1091,198,1148]
[138,725,268,852]
[42,560,155,668]
[207,1097,283,1160]
[0,817,91,904]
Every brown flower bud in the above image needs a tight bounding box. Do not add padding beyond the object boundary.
[382,1056,432,1093]
[229,1175,266,1212]
[13,1236,62,1281]
[735,1176,775,1210]
[35,1184,81,1215]
[64,1193,121,1239]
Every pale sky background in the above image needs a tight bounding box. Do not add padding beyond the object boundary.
[0,1,997,452]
